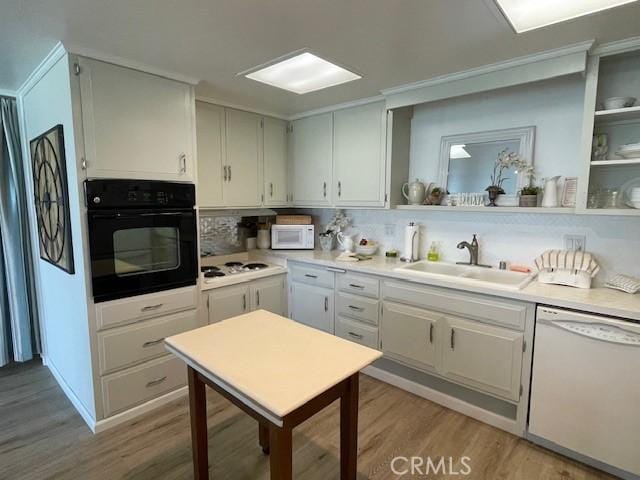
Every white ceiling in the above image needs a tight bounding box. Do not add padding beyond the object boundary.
[2,0,640,115]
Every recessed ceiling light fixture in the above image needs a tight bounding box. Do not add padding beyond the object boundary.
[495,0,637,33]
[240,50,361,94]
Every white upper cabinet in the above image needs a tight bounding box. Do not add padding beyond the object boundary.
[196,102,225,207]
[78,57,195,181]
[291,113,333,206]
[223,108,263,207]
[333,102,387,206]
[263,117,289,206]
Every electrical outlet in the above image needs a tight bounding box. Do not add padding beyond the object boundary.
[564,234,586,251]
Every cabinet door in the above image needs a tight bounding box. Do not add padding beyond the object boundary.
[442,315,523,401]
[263,117,288,206]
[380,301,440,371]
[207,284,250,324]
[333,102,386,206]
[251,275,285,316]
[290,282,334,333]
[196,102,225,207]
[291,113,332,206]
[78,57,194,181]
[224,108,262,207]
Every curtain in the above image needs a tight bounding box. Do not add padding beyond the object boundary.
[0,97,40,366]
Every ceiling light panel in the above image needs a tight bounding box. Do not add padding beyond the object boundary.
[495,0,637,33]
[243,52,361,94]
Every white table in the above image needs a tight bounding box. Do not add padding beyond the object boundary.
[165,310,382,479]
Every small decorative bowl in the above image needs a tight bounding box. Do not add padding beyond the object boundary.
[355,243,378,255]
[603,97,636,110]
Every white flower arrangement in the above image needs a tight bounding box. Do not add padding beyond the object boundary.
[323,209,351,235]
[488,149,527,192]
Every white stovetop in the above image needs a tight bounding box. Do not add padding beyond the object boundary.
[199,252,286,291]
[251,249,640,322]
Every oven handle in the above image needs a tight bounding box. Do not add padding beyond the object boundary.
[90,211,192,219]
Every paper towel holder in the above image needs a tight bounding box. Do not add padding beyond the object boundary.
[401,222,419,263]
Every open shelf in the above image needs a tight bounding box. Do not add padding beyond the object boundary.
[591,157,640,166]
[395,205,575,214]
[594,105,640,124]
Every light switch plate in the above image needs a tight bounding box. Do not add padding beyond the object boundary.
[564,234,586,251]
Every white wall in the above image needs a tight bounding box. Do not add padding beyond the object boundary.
[21,55,95,418]
[309,208,640,285]
[409,75,585,189]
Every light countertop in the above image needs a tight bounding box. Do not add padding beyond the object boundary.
[165,310,382,425]
[252,250,640,322]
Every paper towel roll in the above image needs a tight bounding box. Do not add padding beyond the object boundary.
[403,223,420,261]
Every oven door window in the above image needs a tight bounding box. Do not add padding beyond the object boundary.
[113,227,180,276]
[276,229,302,246]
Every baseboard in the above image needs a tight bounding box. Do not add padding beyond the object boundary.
[93,386,188,434]
[45,356,97,432]
[362,365,521,436]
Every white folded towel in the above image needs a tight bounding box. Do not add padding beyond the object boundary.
[534,249,600,277]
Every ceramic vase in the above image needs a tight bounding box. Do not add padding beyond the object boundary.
[486,186,502,207]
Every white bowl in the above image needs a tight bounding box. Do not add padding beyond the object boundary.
[617,149,640,159]
[627,200,640,209]
[603,97,636,110]
[355,243,378,255]
[495,194,519,207]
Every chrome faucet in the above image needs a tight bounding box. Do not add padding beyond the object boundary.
[456,234,491,268]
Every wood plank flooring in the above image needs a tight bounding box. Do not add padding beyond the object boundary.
[0,360,614,480]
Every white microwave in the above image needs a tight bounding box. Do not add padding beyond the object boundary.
[271,224,315,250]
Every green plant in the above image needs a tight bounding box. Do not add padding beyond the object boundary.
[520,186,541,196]
[430,187,442,196]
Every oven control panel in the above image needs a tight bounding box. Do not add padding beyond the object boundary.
[85,179,195,209]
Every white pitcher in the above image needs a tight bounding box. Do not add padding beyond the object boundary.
[336,232,357,253]
[541,176,561,207]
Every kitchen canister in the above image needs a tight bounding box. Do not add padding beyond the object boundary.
[257,229,271,249]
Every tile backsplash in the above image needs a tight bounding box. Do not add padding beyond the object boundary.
[199,214,244,256]
[304,208,640,285]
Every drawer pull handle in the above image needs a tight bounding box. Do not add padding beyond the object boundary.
[348,305,364,312]
[450,328,455,350]
[305,274,318,279]
[429,324,434,344]
[349,283,364,289]
[142,338,165,348]
[141,303,164,312]
[348,332,363,340]
[146,376,167,388]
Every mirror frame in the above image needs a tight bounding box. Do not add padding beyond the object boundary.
[438,126,536,194]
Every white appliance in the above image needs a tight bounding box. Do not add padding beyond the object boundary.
[529,307,640,478]
[271,224,315,250]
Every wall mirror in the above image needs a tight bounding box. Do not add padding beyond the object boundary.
[438,126,535,194]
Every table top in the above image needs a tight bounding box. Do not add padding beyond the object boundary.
[165,310,382,424]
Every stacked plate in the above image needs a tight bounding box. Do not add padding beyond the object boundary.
[616,142,640,159]
[620,177,640,209]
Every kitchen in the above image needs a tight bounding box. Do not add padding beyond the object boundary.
[1,1,640,479]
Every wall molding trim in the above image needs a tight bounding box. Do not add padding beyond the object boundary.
[288,94,385,121]
[592,35,640,57]
[63,43,200,85]
[195,95,288,120]
[17,42,67,97]
[0,88,16,98]
[383,40,594,109]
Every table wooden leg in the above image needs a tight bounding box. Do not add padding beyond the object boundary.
[188,366,209,480]
[258,422,270,454]
[340,373,359,480]
[269,425,293,480]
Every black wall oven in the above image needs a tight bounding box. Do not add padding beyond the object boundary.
[86,179,197,303]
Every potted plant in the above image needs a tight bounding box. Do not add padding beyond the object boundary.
[426,186,443,205]
[486,149,525,207]
[519,186,541,207]
[319,210,351,251]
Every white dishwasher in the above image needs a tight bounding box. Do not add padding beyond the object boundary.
[529,306,640,478]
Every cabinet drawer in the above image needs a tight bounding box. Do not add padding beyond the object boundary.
[96,286,198,331]
[336,292,379,325]
[336,316,379,349]
[382,280,529,331]
[337,272,379,298]
[98,309,200,375]
[101,355,186,417]
[290,264,334,289]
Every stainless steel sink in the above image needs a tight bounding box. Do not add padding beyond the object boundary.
[395,261,535,290]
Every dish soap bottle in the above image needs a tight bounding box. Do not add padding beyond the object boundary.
[427,241,440,261]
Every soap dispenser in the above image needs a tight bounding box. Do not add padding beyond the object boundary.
[427,241,440,261]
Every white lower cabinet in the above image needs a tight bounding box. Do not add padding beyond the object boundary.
[251,275,286,315]
[441,315,524,401]
[380,301,440,371]
[208,284,250,323]
[335,315,378,349]
[290,282,334,333]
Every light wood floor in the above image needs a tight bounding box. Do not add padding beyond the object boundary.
[1,360,613,480]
